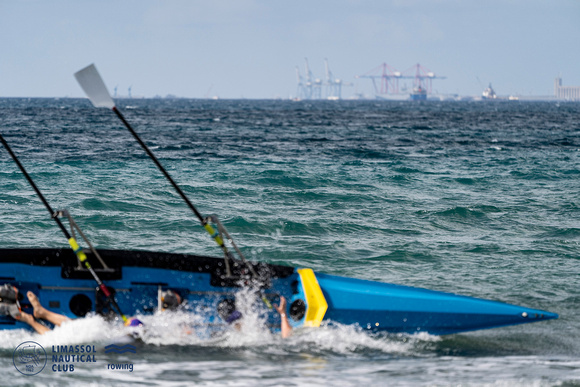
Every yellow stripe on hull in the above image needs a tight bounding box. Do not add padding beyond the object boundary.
[297,268,328,327]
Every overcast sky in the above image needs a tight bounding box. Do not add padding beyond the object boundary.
[1,0,579,99]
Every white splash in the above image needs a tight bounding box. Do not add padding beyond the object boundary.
[0,288,437,356]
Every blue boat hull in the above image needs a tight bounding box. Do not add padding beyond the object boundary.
[315,273,556,335]
[0,248,557,335]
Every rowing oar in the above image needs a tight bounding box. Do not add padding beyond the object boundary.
[74,65,235,273]
[0,133,128,323]
[74,64,272,309]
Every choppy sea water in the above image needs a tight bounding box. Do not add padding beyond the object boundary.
[0,98,579,386]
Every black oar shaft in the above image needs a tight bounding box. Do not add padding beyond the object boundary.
[112,107,205,223]
[111,107,231,262]
[0,134,70,239]
[0,133,127,322]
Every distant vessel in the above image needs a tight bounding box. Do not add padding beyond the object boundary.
[410,86,427,101]
[482,83,497,99]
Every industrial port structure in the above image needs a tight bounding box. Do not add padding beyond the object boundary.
[295,58,352,100]
[294,60,578,101]
[554,77,580,101]
[356,63,446,98]
[295,60,445,100]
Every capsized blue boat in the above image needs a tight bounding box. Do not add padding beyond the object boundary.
[0,248,557,335]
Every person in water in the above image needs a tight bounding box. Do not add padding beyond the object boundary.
[0,284,21,320]
[0,284,146,335]
[274,296,292,338]
[160,289,182,311]
[3,284,291,337]
[217,295,292,338]
[0,285,70,335]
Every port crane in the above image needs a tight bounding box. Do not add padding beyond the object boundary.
[295,58,351,100]
[304,58,322,99]
[324,58,353,100]
[403,63,446,94]
[357,63,445,97]
[356,63,402,95]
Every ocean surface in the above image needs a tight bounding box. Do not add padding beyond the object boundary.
[0,98,579,386]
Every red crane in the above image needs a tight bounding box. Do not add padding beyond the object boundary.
[402,63,446,94]
[356,63,403,95]
[357,63,446,97]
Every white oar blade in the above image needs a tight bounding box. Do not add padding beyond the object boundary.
[74,64,115,108]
